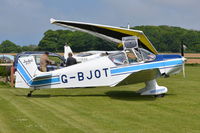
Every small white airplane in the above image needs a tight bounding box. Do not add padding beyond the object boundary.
[15,18,186,97]
[64,45,119,63]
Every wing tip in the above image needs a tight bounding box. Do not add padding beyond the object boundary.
[50,18,56,24]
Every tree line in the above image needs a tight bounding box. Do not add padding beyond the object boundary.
[1,25,200,53]
[133,25,200,53]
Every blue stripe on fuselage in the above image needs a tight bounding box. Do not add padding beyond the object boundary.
[110,59,183,75]
[154,54,182,62]
[17,62,31,84]
[30,77,60,86]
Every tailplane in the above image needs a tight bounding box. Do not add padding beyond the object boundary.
[64,45,73,59]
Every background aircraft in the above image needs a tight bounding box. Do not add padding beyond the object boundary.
[64,45,119,63]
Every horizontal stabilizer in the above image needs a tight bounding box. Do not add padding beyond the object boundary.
[32,74,52,81]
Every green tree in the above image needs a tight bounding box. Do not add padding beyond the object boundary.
[0,40,22,53]
[21,45,37,51]
[38,30,59,52]
[38,30,117,52]
[133,25,200,52]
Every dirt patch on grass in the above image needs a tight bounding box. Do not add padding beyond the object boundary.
[161,53,200,64]
[185,53,200,57]
[186,59,200,64]
[185,53,200,64]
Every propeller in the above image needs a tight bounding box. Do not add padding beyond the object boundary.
[182,59,186,78]
[181,41,184,57]
[181,41,186,78]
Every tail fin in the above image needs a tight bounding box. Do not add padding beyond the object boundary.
[15,56,39,88]
[64,45,73,59]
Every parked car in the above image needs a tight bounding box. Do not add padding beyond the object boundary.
[14,51,66,72]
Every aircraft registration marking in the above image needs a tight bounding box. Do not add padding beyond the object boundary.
[61,68,109,83]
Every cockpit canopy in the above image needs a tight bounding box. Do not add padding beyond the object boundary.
[109,36,156,65]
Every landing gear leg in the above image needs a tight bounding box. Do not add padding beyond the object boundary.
[27,90,35,97]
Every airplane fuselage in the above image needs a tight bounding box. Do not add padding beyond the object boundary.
[15,54,184,89]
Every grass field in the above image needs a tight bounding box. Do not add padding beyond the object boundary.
[0,66,200,133]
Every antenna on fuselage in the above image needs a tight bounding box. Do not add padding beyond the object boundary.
[127,23,130,29]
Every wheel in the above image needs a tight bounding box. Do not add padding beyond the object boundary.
[154,93,165,98]
[27,93,32,97]
[160,93,165,97]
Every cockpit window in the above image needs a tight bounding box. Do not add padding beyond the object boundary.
[109,52,128,65]
[140,48,156,61]
[76,53,93,57]
[125,49,138,63]
[118,36,155,64]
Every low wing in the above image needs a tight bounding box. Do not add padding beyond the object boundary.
[50,18,158,54]
[116,69,160,86]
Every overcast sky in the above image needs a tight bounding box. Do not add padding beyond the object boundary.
[0,0,200,46]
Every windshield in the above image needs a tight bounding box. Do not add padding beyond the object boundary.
[108,48,155,66]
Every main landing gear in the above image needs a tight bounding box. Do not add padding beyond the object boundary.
[27,90,36,97]
[136,79,168,98]
[154,93,165,98]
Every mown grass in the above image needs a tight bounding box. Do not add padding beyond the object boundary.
[0,66,200,133]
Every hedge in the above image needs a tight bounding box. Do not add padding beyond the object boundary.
[0,66,10,76]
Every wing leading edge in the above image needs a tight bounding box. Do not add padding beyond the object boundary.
[116,69,160,86]
[50,18,158,54]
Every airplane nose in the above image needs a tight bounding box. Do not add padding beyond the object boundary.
[182,57,187,62]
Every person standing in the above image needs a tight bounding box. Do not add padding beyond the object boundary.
[40,52,54,72]
[66,52,77,66]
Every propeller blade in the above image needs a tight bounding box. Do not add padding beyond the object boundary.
[181,41,184,57]
[182,62,186,78]
[182,57,186,78]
